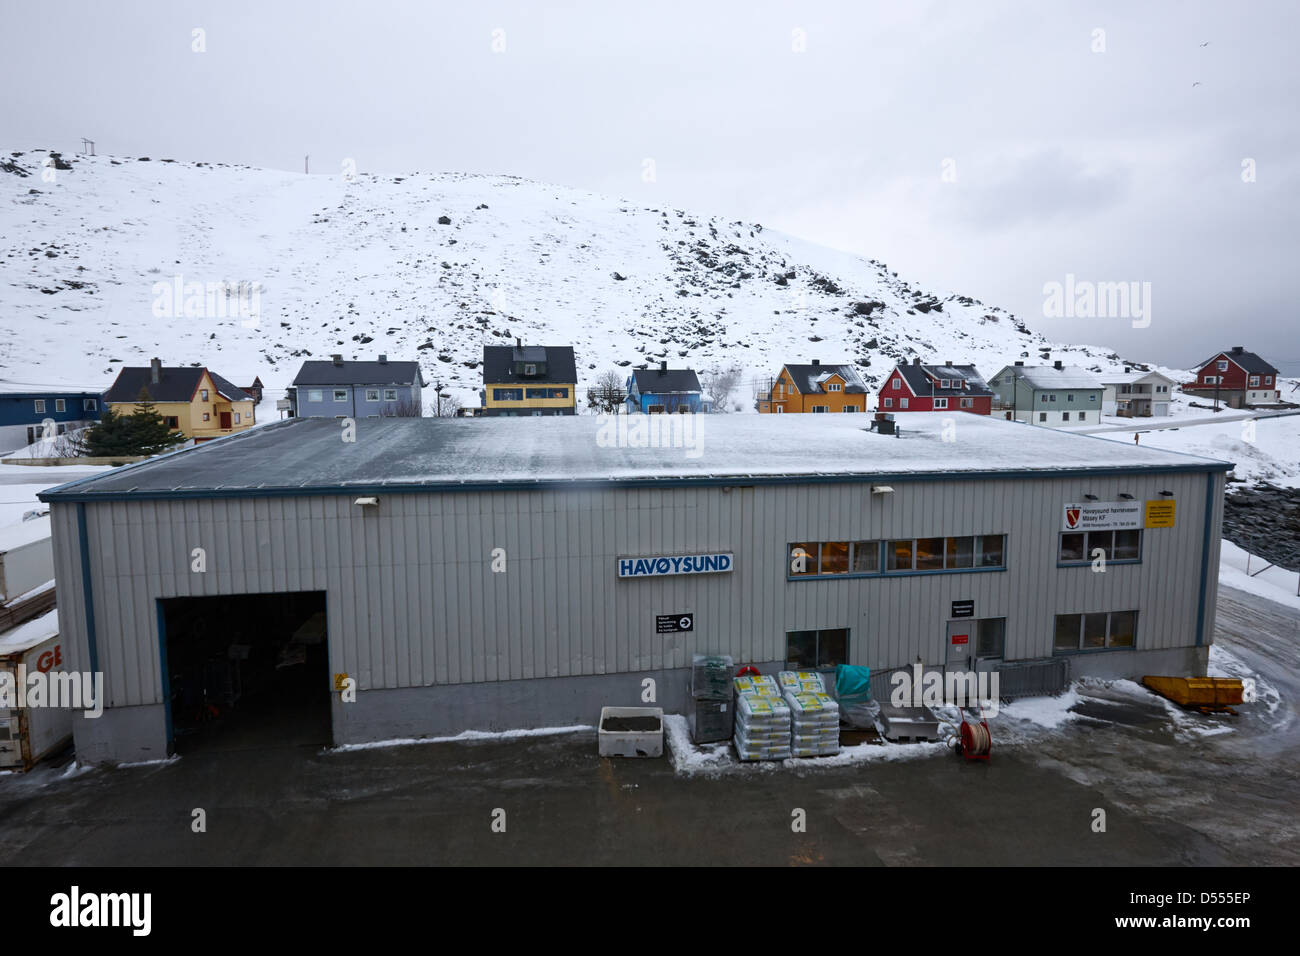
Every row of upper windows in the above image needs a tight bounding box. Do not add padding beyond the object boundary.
[890,376,967,391]
[789,535,1006,578]
[882,396,975,409]
[1205,372,1272,385]
[306,388,403,403]
[32,399,98,413]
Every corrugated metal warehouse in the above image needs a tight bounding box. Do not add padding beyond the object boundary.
[39,414,1230,764]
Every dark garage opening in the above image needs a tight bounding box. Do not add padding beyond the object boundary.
[160,591,330,753]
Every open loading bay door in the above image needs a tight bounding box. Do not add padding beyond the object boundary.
[159,591,330,753]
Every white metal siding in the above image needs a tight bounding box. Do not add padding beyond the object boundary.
[49,470,1220,707]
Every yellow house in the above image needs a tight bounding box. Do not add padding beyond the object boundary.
[104,359,256,442]
[755,361,869,413]
[481,342,577,416]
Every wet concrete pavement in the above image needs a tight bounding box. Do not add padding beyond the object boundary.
[1,585,1296,866]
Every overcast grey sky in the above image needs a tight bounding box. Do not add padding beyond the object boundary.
[3,0,1297,372]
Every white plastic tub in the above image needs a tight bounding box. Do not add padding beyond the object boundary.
[598,706,664,757]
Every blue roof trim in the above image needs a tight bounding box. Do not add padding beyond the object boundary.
[38,460,1233,503]
[76,503,99,675]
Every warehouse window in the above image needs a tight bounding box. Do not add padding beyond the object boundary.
[1059,529,1142,565]
[1054,611,1138,652]
[976,618,1006,658]
[791,537,1002,578]
[785,628,849,669]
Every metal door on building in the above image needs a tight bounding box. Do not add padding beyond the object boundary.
[946,620,973,672]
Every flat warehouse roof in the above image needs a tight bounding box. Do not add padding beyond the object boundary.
[39,413,1231,501]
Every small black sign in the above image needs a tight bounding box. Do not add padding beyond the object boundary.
[656,613,694,634]
[951,600,975,619]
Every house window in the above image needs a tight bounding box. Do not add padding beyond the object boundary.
[1054,611,1138,652]
[524,363,537,376]
[33,400,45,413]
[200,389,209,401]
[1049,394,1057,402]
[232,412,239,424]
[775,406,783,413]
[1265,376,1272,384]
[1040,395,1047,403]
[83,398,98,411]
[939,379,950,389]
[1062,412,1070,422]
[1249,376,1259,387]
[785,628,849,669]
[1089,394,1096,401]
[811,405,829,413]
[1217,360,1228,371]
[54,399,66,412]
[333,390,348,402]
[1059,530,1142,565]
[892,378,901,389]
[884,397,893,408]
[1039,412,1047,422]
[647,404,665,414]
[842,405,858,412]
[493,388,523,401]
[366,389,380,402]
[828,383,842,392]
[384,389,398,401]
[308,390,323,402]
[203,413,210,421]
[900,398,909,409]
[960,398,973,408]
[1066,394,1073,402]
[933,398,948,409]
[976,618,1007,658]
[164,416,180,429]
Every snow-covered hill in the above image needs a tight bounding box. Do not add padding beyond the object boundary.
[2,148,1186,408]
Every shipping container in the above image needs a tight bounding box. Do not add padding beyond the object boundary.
[0,609,74,770]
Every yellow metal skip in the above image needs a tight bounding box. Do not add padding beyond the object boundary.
[1142,676,1244,713]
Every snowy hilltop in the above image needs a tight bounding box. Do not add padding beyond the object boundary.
[1,148,1180,407]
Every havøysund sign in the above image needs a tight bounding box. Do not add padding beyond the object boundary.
[618,553,733,578]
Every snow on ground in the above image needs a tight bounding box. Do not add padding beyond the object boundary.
[1093,413,1300,485]
[1219,540,1300,610]
[327,724,593,753]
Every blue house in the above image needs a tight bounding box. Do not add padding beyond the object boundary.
[625,363,704,413]
[0,385,104,451]
[290,354,426,418]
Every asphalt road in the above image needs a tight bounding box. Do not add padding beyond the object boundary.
[0,585,1295,866]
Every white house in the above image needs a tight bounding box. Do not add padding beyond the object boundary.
[1101,370,1177,418]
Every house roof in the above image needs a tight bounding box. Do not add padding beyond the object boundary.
[104,366,252,404]
[782,364,867,394]
[292,360,426,387]
[482,345,577,386]
[630,368,702,393]
[894,364,995,397]
[997,365,1102,391]
[1098,370,1177,386]
[1196,349,1278,376]
[39,414,1231,503]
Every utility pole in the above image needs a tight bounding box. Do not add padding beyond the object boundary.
[435,382,444,417]
[305,155,310,174]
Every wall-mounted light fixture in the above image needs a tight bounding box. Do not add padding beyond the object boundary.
[1118,493,1134,500]
[354,496,379,507]
[871,485,895,495]
[1083,494,1099,501]
[1159,490,1175,497]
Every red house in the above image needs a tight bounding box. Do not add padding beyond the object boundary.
[877,359,994,415]
[1182,346,1280,409]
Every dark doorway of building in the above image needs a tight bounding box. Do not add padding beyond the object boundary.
[160,591,330,754]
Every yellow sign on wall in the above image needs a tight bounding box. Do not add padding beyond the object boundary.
[1144,499,1176,528]
[333,673,350,691]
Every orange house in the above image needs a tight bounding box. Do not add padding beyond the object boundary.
[756,361,869,413]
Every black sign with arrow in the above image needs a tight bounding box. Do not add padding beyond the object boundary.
[656,613,694,633]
